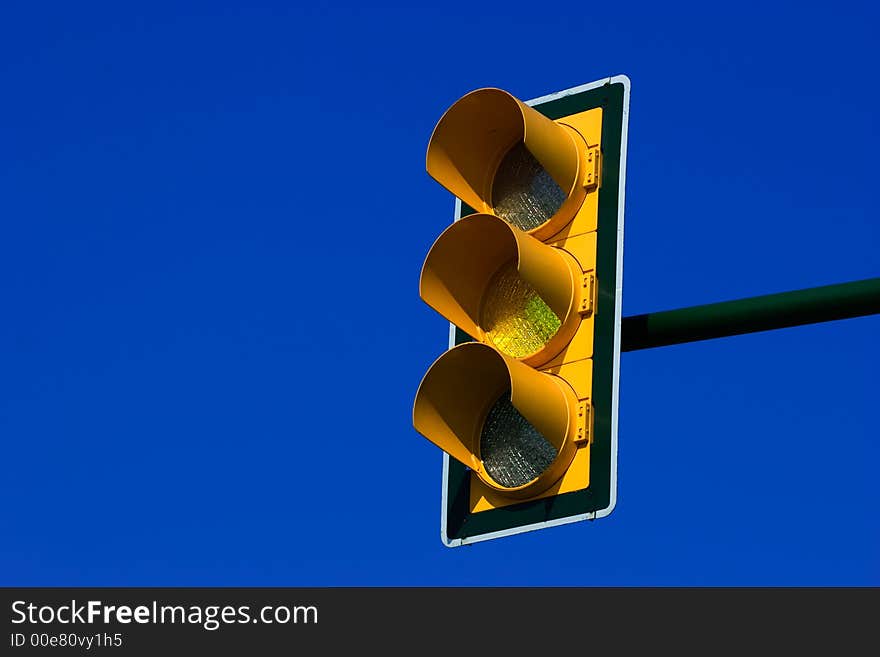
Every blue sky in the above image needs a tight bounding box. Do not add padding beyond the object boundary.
[1,1,877,585]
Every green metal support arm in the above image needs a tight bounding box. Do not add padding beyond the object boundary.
[621,277,880,352]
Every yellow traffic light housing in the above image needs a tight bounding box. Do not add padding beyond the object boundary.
[415,77,630,545]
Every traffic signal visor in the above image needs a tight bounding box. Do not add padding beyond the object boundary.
[419,213,592,366]
[413,342,589,501]
[426,87,600,242]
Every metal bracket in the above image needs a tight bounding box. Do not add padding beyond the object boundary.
[574,401,591,445]
[578,272,596,316]
[584,146,600,190]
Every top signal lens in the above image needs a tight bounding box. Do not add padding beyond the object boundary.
[491,143,566,232]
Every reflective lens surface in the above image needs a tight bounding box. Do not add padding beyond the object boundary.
[491,142,566,231]
[481,261,561,358]
[480,390,557,488]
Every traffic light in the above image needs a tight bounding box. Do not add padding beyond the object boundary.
[414,77,630,546]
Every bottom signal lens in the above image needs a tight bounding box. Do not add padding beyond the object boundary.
[479,390,557,488]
